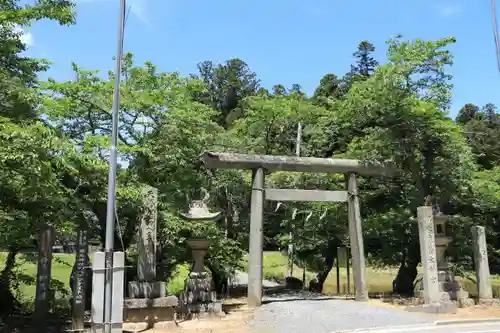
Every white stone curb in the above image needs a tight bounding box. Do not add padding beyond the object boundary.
[334,319,500,332]
[333,324,438,333]
[434,318,500,326]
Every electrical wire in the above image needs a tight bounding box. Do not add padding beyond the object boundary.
[492,0,500,75]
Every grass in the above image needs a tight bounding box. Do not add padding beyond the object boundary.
[0,252,76,303]
[254,251,500,297]
[249,251,396,294]
[4,251,500,304]
[0,252,192,303]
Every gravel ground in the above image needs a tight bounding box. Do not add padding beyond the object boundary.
[250,291,438,333]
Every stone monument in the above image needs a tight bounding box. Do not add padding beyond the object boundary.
[471,226,493,303]
[124,185,179,328]
[179,188,223,316]
[128,186,164,298]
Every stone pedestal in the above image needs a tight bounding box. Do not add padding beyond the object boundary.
[124,296,179,325]
[180,238,221,316]
[128,281,166,299]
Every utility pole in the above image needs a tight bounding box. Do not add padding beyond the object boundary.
[287,122,302,277]
[102,0,126,332]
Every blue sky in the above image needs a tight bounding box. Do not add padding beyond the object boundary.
[23,0,499,117]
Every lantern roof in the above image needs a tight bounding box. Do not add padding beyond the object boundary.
[179,188,222,221]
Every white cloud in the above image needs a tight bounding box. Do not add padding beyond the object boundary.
[437,4,464,18]
[13,26,35,47]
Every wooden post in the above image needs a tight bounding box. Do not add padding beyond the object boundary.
[72,227,89,331]
[34,227,55,328]
[346,173,368,301]
[336,249,340,295]
[248,168,264,307]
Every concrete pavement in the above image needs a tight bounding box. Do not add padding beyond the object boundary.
[336,321,500,333]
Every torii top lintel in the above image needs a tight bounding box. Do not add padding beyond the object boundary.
[202,151,394,177]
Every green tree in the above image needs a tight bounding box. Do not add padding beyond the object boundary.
[312,73,346,108]
[310,36,475,295]
[456,103,480,125]
[351,40,378,78]
[0,0,74,122]
[193,58,260,127]
[483,103,498,127]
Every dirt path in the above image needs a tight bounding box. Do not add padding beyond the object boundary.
[144,298,256,333]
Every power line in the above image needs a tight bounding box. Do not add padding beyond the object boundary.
[491,0,500,75]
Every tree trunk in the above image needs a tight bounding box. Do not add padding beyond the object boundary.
[206,262,228,297]
[392,240,420,296]
[0,248,21,316]
[308,252,334,293]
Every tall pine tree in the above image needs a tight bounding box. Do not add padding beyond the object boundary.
[351,40,378,78]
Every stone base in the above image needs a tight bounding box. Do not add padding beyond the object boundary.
[477,298,500,306]
[458,298,475,308]
[387,296,474,308]
[405,302,458,314]
[415,285,469,302]
[124,295,179,324]
[123,321,178,332]
[182,277,216,303]
[185,300,223,315]
[128,281,166,299]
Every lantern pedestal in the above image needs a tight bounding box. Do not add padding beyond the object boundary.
[180,238,220,316]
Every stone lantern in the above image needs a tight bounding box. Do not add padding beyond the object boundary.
[433,213,453,281]
[429,211,469,301]
[179,189,222,316]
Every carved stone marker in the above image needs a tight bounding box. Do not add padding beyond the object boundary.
[417,206,440,304]
[472,226,493,301]
[72,228,89,331]
[138,186,157,281]
[128,185,166,299]
[34,227,55,327]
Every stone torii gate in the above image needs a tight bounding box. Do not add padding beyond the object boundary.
[202,151,393,307]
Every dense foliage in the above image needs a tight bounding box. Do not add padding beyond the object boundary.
[2,0,500,314]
